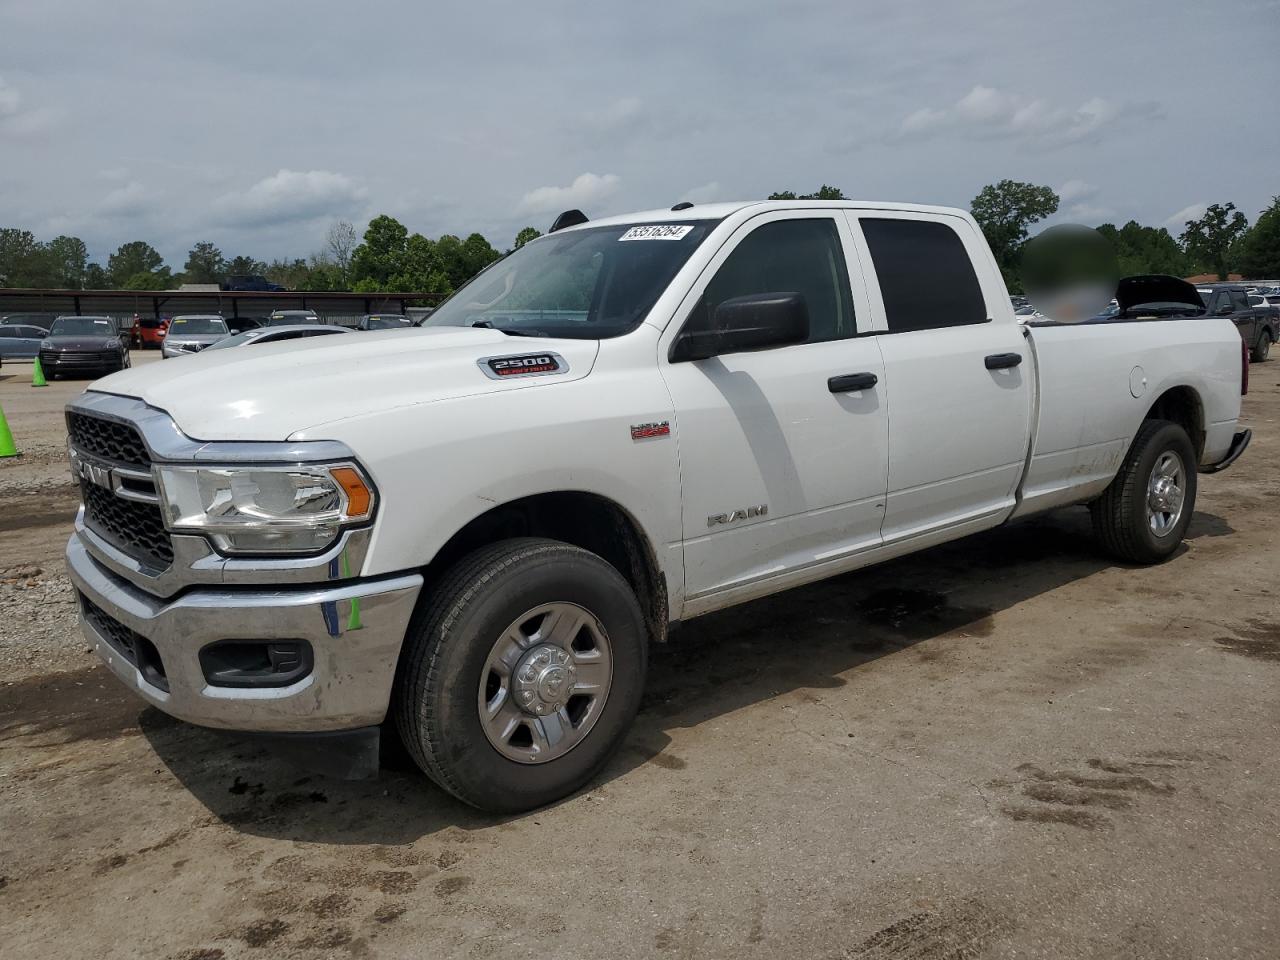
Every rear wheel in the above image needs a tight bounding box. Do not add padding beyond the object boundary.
[1251,331,1272,363]
[1091,419,1197,564]
[394,538,647,813]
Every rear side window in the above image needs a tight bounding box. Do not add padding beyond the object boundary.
[860,218,987,333]
[690,218,855,343]
[1229,290,1251,311]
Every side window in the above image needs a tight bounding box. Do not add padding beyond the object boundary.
[0,329,13,338]
[860,218,988,333]
[688,218,855,344]
[1229,290,1251,312]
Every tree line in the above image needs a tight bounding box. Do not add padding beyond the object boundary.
[0,219,543,295]
[2,186,1278,294]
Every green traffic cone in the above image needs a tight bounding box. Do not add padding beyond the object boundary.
[31,357,48,387]
[0,403,17,458]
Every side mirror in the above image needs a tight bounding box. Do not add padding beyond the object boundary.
[671,292,810,362]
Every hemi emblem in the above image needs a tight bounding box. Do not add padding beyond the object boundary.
[630,421,671,440]
[479,352,567,380]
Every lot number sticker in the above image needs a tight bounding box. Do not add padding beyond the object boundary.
[619,224,694,241]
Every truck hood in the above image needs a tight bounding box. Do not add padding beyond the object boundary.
[46,335,120,350]
[1116,275,1205,312]
[90,326,600,441]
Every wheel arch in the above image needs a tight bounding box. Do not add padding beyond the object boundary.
[420,490,670,644]
[1143,385,1205,460]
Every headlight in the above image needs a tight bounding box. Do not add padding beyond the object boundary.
[155,462,375,555]
[41,339,54,349]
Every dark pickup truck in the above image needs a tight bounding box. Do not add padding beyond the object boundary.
[1196,283,1276,362]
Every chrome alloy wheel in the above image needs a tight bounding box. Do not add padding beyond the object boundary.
[1147,450,1186,537]
[478,602,613,764]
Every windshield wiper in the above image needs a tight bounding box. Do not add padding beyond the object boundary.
[471,320,547,337]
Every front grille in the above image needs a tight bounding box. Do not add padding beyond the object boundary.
[43,350,113,364]
[67,411,151,466]
[82,481,173,569]
[79,593,168,691]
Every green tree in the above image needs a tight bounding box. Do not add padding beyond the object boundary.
[513,226,542,249]
[1180,203,1249,281]
[182,241,227,284]
[84,263,108,288]
[1232,197,1280,280]
[1095,222,1190,278]
[461,233,501,279]
[970,180,1060,285]
[768,185,846,200]
[107,241,170,288]
[350,215,410,287]
[45,235,89,288]
[0,228,44,286]
[434,234,469,289]
[225,255,268,276]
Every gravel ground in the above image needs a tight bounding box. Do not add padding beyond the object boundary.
[1,351,1278,960]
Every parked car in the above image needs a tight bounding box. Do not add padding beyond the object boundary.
[226,317,265,335]
[0,323,50,360]
[222,274,286,292]
[2,313,56,329]
[65,198,1248,813]
[357,313,412,330]
[161,315,231,358]
[264,310,322,327]
[38,315,130,378]
[1196,283,1276,361]
[204,324,352,350]
[137,317,170,349]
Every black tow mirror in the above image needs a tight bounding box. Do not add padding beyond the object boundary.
[671,292,809,362]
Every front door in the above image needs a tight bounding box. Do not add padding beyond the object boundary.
[660,212,889,602]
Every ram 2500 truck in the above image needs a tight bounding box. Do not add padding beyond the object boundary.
[65,200,1251,813]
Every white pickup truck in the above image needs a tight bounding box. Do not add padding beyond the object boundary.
[65,200,1250,812]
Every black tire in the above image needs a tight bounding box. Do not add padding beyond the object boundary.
[1091,419,1197,564]
[1251,331,1272,363]
[394,537,647,813]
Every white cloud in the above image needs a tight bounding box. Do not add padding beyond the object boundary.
[0,75,59,137]
[98,181,151,217]
[1164,203,1207,228]
[213,169,368,227]
[1058,179,1098,204]
[519,173,620,215]
[679,181,722,204]
[895,85,1160,147]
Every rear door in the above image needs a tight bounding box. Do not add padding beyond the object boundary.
[847,211,1032,541]
[660,211,889,602]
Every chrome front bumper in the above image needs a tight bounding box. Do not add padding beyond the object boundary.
[67,532,423,732]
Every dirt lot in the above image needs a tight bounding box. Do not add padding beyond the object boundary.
[1,353,1278,959]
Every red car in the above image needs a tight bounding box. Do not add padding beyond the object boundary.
[136,315,169,349]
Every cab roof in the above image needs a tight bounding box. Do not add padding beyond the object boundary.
[563,199,971,231]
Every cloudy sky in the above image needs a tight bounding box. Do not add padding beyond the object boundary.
[2,0,1278,267]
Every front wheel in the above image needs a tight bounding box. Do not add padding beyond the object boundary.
[1091,419,1197,564]
[1251,331,1272,363]
[394,538,648,813]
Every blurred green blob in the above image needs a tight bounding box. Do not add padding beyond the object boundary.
[1020,224,1121,322]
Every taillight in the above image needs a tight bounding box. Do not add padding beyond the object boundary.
[1242,337,1249,396]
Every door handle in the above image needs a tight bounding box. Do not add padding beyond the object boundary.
[828,372,878,392]
[984,353,1023,370]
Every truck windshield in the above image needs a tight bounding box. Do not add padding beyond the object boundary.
[429,221,717,339]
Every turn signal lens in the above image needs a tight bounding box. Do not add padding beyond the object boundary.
[331,466,373,519]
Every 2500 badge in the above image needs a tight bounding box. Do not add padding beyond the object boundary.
[479,352,567,380]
